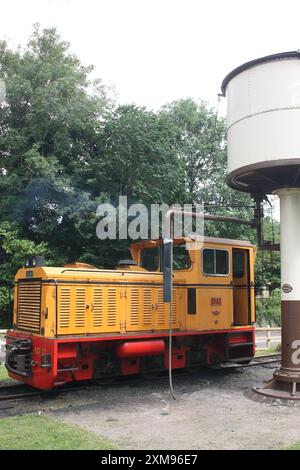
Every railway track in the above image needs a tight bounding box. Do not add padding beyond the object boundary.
[216,353,281,369]
[0,383,43,402]
[0,353,282,404]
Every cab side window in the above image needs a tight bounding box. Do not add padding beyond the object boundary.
[173,244,191,270]
[140,247,159,271]
[203,249,229,276]
[233,252,244,277]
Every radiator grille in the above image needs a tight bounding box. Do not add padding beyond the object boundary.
[17,281,41,333]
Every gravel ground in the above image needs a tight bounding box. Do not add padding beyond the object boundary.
[1,364,300,449]
[39,365,300,450]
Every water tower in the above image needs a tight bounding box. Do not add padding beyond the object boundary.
[222,51,300,399]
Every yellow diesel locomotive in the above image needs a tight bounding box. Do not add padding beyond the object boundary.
[5,236,255,390]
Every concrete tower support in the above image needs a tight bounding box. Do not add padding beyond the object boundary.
[257,189,300,398]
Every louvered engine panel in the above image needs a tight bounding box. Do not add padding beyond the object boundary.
[57,285,122,335]
[171,290,177,325]
[143,289,152,326]
[156,288,165,326]
[126,286,180,332]
[75,288,85,328]
[55,283,180,336]
[154,288,179,330]
[130,289,139,326]
[89,287,120,333]
[106,288,117,327]
[17,281,41,333]
[59,288,71,330]
[92,288,103,327]
[126,287,154,331]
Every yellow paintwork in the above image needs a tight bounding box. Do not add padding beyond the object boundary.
[13,237,256,337]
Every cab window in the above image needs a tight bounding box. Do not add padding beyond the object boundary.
[203,249,229,276]
[140,247,159,271]
[233,252,244,277]
[173,244,191,270]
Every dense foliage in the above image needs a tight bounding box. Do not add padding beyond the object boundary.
[0,26,281,326]
[255,289,281,326]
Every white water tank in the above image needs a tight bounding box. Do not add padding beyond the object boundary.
[222,51,300,194]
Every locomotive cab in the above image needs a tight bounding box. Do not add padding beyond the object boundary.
[131,237,255,330]
[5,236,256,390]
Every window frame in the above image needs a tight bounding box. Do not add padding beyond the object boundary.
[201,248,230,277]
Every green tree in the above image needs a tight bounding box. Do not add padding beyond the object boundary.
[83,104,187,267]
[255,289,281,326]
[0,221,57,327]
[0,25,111,263]
[92,104,186,203]
[160,98,224,198]
[161,98,254,240]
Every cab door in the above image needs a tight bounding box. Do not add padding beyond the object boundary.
[232,248,252,326]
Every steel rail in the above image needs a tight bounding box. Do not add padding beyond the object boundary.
[0,354,282,403]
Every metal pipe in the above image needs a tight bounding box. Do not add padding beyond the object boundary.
[165,208,255,239]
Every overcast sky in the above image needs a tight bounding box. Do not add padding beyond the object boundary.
[2,0,299,220]
[2,0,300,114]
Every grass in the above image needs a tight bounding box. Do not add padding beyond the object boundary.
[284,442,300,450]
[255,345,280,356]
[0,364,9,381]
[0,414,117,450]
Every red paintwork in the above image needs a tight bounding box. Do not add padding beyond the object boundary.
[164,346,189,370]
[228,333,250,344]
[121,358,141,375]
[206,335,227,365]
[6,334,57,390]
[5,327,255,390]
